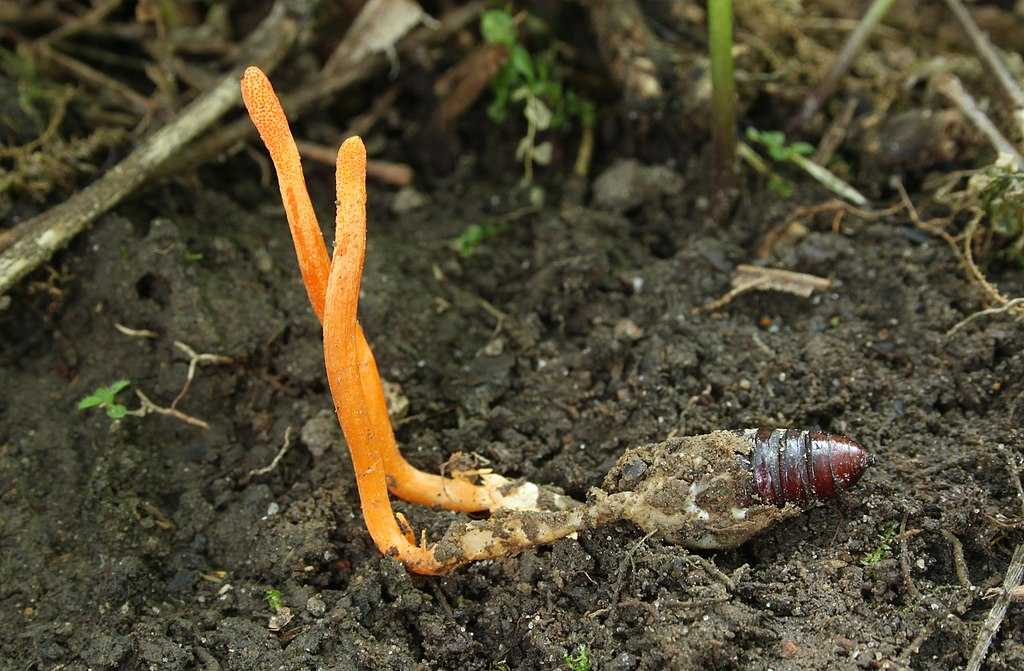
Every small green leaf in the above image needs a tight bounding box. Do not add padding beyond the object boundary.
[453,224,485,257]
[264,588,284,613]
[510,46,534,82]
[481,10,516,46]
[106,404,128,420]
[78,395,105,410]
[790,141,815,157]
[79,380,131,418]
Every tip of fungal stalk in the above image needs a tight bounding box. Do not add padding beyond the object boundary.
[338,136,366,161]
[336,136,367,190]
[242,65,265,86]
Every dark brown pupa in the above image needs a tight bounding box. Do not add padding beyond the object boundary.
[741,428,870,506]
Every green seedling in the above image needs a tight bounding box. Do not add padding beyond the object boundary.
[746,128,815,163]
[861,522,899,566]
[743,128,814,198]
[745,127,868,205]
[564,645,592,671]
[481,8,594,184]
[451,219,508,257]
[78,379,131,419]
[264,588,284,613]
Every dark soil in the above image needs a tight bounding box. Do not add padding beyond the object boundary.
[3,3,1024,671]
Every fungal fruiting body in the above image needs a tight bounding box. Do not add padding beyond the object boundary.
[241,65,872,574]
[241,67,498,512]
[742,428,870,505]
[241,66,572,574]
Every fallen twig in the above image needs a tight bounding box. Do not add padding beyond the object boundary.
[792,0,897,130]
[164,1,484,178]
[696,264,831,313]
[966,544,1024,671]
[586,0,665,102]
[31,41,150,114]
[322,0,429,77]
[37,0,122,45]
[295,140,413,187]
[788,152,869,206]
[0,1,298,297]
[942,0,1024,135]
[933,73,1024,171]
[813,98,858,167]
[756,198,902,258]
[940,530,972,589]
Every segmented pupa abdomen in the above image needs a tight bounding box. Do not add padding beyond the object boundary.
[741,428,870,505]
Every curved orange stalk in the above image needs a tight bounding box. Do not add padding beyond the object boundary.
[325,137,452,574]
[240,66,493,512]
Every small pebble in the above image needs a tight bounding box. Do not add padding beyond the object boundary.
[614,318,644,341]
[306,595,326,617]
[301,409,340,458]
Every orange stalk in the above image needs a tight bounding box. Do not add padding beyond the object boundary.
[240,66,493,512]
[324,137,452,574]
[240,67,329,320]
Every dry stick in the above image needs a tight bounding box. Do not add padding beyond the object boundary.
[0,87,74,157]
[39,0,122,45]
[940,530,972,589]
[31,41,151,114]
[0,1,297,297]
[295,140,413,187]
[934,74,1024,170]
[813,98,858,166]
[942,0,1024,126]
[791,0,897,130]
[164,1,485,178]
[966,544,1024,671]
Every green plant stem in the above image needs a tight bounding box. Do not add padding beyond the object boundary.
[708,0,736,212]
[789,153,868,206]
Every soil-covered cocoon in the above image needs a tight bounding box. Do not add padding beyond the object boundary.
[602,431,795,549]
